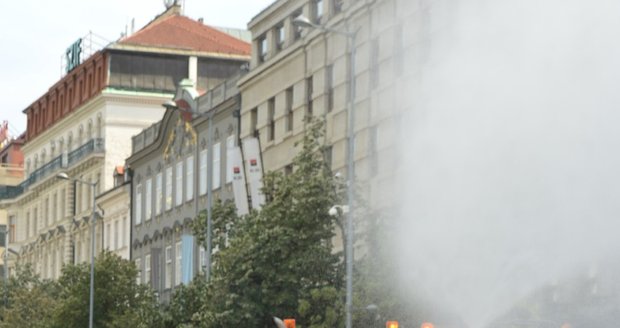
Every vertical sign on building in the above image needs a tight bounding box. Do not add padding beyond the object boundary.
[65,38,82,73]
[242,138,265,209]
[231,146,250,215]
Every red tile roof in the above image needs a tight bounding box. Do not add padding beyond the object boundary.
[119,15,251,56]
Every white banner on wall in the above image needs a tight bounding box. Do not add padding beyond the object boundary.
[231,146,250,216]
[242,137,266,209]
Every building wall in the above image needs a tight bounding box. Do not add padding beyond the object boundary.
[239,0,417,216]
[98,182,131,260]
[4,89,169,279]
[128,79,241,303]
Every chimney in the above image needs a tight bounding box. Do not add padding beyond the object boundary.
[198,18,204,24]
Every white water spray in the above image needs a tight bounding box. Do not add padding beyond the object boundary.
[396,0,620,326]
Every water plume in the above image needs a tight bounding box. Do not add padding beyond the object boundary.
[394,0,620,326]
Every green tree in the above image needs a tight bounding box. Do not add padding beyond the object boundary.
[51,251,163,328]
[0,264,58,328]
[192,118,344,327]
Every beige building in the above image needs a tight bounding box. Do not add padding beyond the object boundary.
[97,166,131,260]
[238,0,417,218]
[0,4,250,279]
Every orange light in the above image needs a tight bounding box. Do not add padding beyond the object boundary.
[386,321,399,328]
[421,323,435,328]
[283,318,296,328]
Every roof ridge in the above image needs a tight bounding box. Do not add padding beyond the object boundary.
[122,14,177,42]
[169,16,250,53]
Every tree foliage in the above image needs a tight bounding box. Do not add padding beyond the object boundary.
[0,265,58,328]
[190,118,344,327]
[0,252,161,328]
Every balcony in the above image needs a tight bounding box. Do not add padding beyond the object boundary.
[0,138,105,200]
[68,138,105,167]
[29,155,63,185]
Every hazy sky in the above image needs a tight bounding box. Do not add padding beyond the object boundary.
[0,0,274,135]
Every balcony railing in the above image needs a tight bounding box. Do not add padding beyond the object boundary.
[68,138,104,167]
[0,184,23,199]
[29,155,63,185]
[0,138,105,200]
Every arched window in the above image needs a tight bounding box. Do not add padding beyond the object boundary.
[96,114,103,139]
[50,141,56,158]
[67,133,73,152]
[88,119,93,140]
[78,125,84,146]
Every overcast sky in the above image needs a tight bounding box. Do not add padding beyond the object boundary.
[0,0,274,135]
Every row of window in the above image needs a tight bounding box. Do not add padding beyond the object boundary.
[25,246,64,280]
[26,118,103,176]
[135,136,235,224]
[257,0,345,64]
[104,217,129,251]
[135,240,203,289]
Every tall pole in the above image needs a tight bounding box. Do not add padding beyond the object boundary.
[345,31,357,328]
[88,182,97,328]
[4,226,8,307]
[205,111,214,281]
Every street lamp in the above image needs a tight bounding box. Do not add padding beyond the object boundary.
[56,172,98,328]
[293,15,358,328]
[162,99,215,281]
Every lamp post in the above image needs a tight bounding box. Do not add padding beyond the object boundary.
[293,16,358,328]
[56,172,98,328]
[162,100,215,281]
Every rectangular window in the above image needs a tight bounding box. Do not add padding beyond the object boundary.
[34,208,38,235]
[175,241,182,286]
[165,167,173,210]
[155,172,162,215]
[333,0,343,14]
[370,38,380,88]
[8,216,15,243]
[326,65,334,113]
[286,87,294,131]
[52,193,57,222]
[306,76,314,117]
[314,0,324,23]
[145,178,152,221]
[259,35,268,62]
[122,217,127,247]
[324,146,333,170]
[61,188,66,219]
[250,108,258,137]
[165,246,172,289]
[292,10,303,40]
[26,212,30,238]
[186,155,194,201]
[135,258,142,284]
[212,142,221,190]
[276,24,285,50]
[226,136,235,184]
[135,184,142,225]
[268,97,275,141]
[176,161,183,206]
[199,149,208,195]
[114,220,119,249]
[106,223,111,249]
[145,254,151,284]
[369,125,378,175]
[44,197,49,228]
